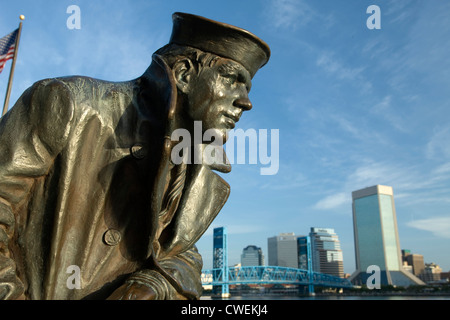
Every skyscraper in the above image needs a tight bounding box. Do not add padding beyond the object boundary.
[267,233,298,268]
[241,245,264,266]
[350,185,424,286]
[309,228,344,278]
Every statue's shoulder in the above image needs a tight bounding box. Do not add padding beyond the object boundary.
[31,76,135,99]
[24,77,76,120]
[28,75,136,116]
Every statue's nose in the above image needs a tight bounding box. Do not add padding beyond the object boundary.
[233,98,253,111]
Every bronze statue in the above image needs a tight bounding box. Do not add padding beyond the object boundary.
[0,12,270,300]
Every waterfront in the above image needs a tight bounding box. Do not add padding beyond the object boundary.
[201,294,450,300]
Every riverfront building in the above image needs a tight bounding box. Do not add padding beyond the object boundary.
[309,228,344,278]
[267,233,298,268]
[241,245,264,266]
[421,263,442,283]
[349,185,424,286]
[402,250,425,277]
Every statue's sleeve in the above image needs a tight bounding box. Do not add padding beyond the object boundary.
[0,80,74,299]
[125,245,203,299]
[156,244,203,299]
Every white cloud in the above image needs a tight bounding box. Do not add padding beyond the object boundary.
[316,52,365,81]
[368,95,411,133]
[426,126,450,160]
[330,114,360,137]
[315,52,372,93]
[407,216,450,239]
[266,0,315,30]
[346,162,398,188]
[313,158,450,212]
[345,161,442,193]
[433,162,450,175]
[314,192,348,210]
[382,2,450,92]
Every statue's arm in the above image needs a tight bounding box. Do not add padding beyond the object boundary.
[0,80,74,299]
[153,244,204,299]
[108,245,203,300]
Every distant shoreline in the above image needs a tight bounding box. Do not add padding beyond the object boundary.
[202,291,450,300]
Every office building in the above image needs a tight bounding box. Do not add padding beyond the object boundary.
[267,233,298,268]
[241,245,264,266]
[406,254,425,277]
[350,185,424,286]
[421,263,442,283]
[309,227,344,278]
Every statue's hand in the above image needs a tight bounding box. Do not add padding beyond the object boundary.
[107,282,157,300]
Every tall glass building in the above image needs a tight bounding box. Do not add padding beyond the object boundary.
[241,245,264,266]
[350,185,424,286]
[309,228,344,277]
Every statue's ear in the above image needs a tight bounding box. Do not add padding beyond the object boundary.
[173,58,195,94]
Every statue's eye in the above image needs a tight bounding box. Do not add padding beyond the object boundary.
[223,73,237,85]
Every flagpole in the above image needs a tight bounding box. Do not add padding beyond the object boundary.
[2,15,25,117]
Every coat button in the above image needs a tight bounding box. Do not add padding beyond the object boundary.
[130,144,147,159]
[103,229,121,246]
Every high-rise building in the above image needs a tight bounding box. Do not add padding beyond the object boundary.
[405,253,425,277]
[241,245,264,266]
[350,185,424,286]
[267,233,298,268]
[309,228,344,278]
[297,236,312,271]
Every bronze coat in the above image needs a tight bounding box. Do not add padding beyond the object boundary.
[0,55,230,299]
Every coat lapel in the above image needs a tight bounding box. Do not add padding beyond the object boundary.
[158,162,230,258]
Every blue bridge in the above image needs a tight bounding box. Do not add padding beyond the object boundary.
[205,227,353,296]
[201,265,353,296]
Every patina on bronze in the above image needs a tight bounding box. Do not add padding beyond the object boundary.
[0,12,270,300]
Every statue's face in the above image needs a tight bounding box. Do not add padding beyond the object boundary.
[186,58,253,140]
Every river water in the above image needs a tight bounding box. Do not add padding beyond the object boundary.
[201,294,450,300]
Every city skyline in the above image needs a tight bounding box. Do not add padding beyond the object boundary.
[200,185,448,275]
[203,221,447,278]
[1,1,449,275]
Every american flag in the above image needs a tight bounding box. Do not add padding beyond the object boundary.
[0,29,19,74]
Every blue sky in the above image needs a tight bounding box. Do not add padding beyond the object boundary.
[1,0,449,274]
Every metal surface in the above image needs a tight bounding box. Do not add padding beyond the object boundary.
[0,12,270,300]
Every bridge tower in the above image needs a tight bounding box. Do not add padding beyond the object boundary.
[305,235,314,295]
[213,227,230,298]
[298,235,314,295]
